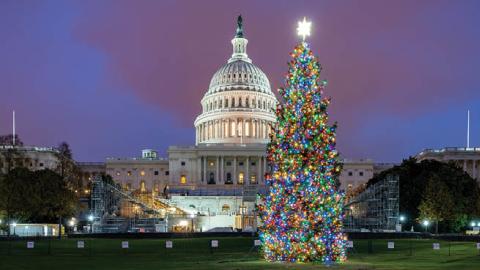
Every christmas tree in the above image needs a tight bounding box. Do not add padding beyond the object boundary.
[258,18,346,263]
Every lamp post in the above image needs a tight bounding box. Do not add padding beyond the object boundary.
[12,222,17,236]
[399,215,406,232]
[88,215,94,234]
[422,220,430,233]
[69,218,76,233]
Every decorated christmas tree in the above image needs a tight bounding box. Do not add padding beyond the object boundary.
[258,18,346,263]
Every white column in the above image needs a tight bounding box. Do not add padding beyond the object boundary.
[197,158,201,183]
[233,156,237,184]
[215,156,219,184]
[257,156,261,184]
[226,119,230,137]
[220,156,224,184]
[263,156,267,177]
[246,156,250,184]
[220,120,224,138]
[203,156,207,184]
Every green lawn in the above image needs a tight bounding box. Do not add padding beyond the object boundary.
[0,237,479,269]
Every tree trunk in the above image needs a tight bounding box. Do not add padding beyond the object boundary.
[435,220,439,234]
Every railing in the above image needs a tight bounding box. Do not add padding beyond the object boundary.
[0,145,59,153]
[419,147,480,155]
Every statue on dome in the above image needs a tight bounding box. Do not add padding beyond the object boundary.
[236,15,244,38]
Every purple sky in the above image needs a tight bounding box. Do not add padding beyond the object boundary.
[1,0,480,162]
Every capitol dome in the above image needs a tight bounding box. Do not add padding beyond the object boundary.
[194,16,277,145]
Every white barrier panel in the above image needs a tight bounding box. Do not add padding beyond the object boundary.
[122,241,129,249]
[166,240,173,249]
[347,241,354,248]
[433,243,440,250]
[388,242,395,249]
[27,241,34,249]
[211,240,219,248]
[77,240,85,249]
[254,240,261,246]
[477,243,480,249]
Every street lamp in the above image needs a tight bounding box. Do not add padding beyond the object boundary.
[12,222,17,236]
[88,215,94,233]
[422,220,430,232]
[399,215,406,223]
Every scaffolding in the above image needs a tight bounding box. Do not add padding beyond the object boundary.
[89,175,184,233]
[344,174,399,232]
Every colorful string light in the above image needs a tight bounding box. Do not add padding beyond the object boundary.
[258,42,346,263]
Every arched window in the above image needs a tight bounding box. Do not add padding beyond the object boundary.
[140,180,146,192]
[239,97,243,107]
[246,97,249,107]
[258,100,261,108]
[180,175,187,184]
[225,98,229,108]
[231,97,235,107]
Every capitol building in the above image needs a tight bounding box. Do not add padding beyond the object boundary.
[77,17,394,231]
[82,17,386,198]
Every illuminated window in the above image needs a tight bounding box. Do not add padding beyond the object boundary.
[180,175,187,184]
[140,171,145,176]
[127,171,132,176]
[209,161,214,166]
[116,172,120,176]
[237,122,243,136]
[231,121,236,136]
[238,172,244,184]
[250,175,257,184]
[140,180,146,192]
[222,204,230,212]
[245,122,250,136]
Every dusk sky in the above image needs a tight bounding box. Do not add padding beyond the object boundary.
[1,0,479,162]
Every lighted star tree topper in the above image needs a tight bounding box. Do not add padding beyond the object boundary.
[258,17,346,263]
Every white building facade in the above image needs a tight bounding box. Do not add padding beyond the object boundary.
[416,147,480,183]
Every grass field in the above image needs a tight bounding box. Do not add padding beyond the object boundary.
[0,237,479,270]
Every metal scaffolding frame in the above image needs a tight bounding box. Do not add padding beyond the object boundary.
[344,174,399,232]
[89,175,183,233]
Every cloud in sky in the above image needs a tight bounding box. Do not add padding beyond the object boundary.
[1,0,479,162]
